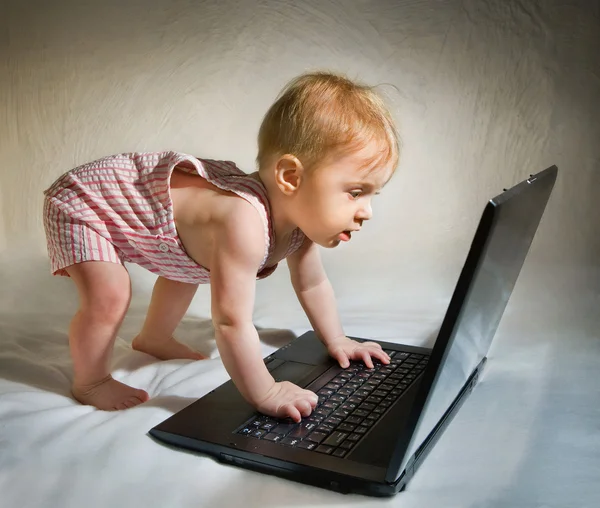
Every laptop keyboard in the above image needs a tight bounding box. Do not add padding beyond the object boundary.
[235,350,429,458]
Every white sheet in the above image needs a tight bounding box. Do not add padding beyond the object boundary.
[1,260,598,508]
[2,0,599,506]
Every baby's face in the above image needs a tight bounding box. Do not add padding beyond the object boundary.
[293,140,394,248]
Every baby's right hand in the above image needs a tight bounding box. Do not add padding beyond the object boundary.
[255,381,319,423]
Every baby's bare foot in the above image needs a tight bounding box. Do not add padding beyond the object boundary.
[71,375,149,411]
[132,335,207,361]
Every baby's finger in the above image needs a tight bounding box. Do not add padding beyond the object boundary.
[370,348,390,364]
[296,399,313,418]
[360,350,375,369]
[282,403,302,423]
[304,390,319,408]
[331,348,350,369]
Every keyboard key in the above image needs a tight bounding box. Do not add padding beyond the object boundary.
[333,448,348,458]
[263,432,282,442]
[347,433,361,442]
[251,429,267,438]
[360,418,376,428]
[347,395,364,404]
[316,445,334,454]
[338,423,356,432]
[325,383,342,390]
[306,431,328,444]
[281,437,301,446]
[315,407,332,417]
[238,427,253,435]
[273,423,296,435]
[330,395,346,403]
[333,409,350,418]
[318,389,334,397]
[297,440,317,450]
[345,415,363,425]
[341,402,358,411]
[323,431,349,447]
[324,416,343,426]
[338,388,353,396]
[352,409,369,418]
[289,422,317,439]
[317,423,336,433]
[360,402,376,411]
[355,426,368,434]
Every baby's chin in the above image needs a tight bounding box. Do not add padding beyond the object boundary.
[302,231,345,248]
[318,237,343,249]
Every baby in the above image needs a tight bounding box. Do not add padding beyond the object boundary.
[42,71,400,421]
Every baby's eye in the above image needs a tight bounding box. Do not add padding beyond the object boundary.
[348,190,362,199]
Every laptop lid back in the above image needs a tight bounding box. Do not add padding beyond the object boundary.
[385,166,558,483]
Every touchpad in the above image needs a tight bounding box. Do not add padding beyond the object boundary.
[269,361,326,387]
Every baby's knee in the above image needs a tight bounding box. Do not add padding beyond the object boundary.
[81,289,130,322]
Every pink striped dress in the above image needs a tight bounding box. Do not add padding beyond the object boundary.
[42,151,306,283]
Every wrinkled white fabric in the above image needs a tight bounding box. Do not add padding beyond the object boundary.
[1,0,598,506]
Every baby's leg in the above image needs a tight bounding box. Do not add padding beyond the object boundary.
[132,276,206,361]
[66,261,149,410]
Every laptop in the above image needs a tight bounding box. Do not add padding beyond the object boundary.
[149,165,558,497]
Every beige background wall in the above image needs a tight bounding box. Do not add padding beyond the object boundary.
[1,0,598,322]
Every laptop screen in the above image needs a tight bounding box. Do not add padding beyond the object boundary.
[393,167,557,479]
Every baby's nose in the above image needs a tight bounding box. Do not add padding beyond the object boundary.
[357,203,372,221]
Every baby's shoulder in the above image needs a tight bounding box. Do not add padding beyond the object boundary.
[211,193,265,237]
[207,196,266,264]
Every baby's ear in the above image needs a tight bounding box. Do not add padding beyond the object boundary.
[275,154,303,195]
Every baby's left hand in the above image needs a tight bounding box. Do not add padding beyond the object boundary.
[327,336,390,369]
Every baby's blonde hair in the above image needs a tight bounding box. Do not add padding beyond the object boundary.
[257,71,400,174]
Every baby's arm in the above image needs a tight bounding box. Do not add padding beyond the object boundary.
[209,202,318,422]
[287,239,390,368]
